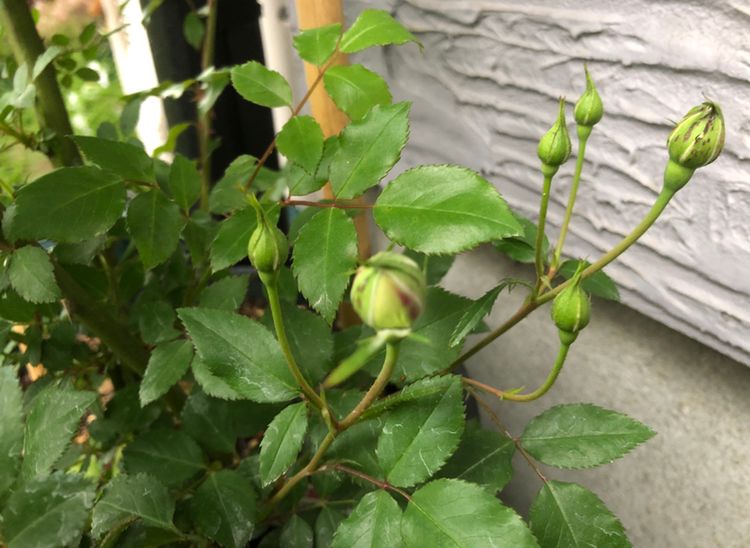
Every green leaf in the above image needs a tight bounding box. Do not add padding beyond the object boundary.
[127,189,185,269]
[558,260,620,301]
[183,11,205,49]
[178,307,297,402]
[10,166,126,243]
[192,356,244,401]
[8,246,60,304]
[181,390,237,454]
[139,339,194,406]
[324,64,392,121]
[494,213,548,264]
[184,211,217,265]
[0,367,23,497]
[440,421,515,493]
[75,66,99,82]
[293,23,341,65]
[190,470,257,548]
[449,280,524,347]
[91,473,175,537]
[276,115,324,174]
[340,9,419,53]
[199,274,249,311]
[393,287,473,381]
[315,506,344,548]
[136,299,180,345]
[72,135,155,182]
[264,301,333,384]
[53,234,106,265]
[123,429,205,486]
[404,250,454,286]
[169,154,202,211]
[22,385,96,478]
[529,481,630,548]
[374,165,523,254]
[329,102,410,199]
[2,473,95,548]
[210,208,255,272]
[520,403,655,469]
[377,375,464,487]
[331,490,402,548]
[280,515,314,548]
[401,479,539,547]
[32,45,62,79]
[231,61,292,108]
[259,402,309,485]
[292,208,358,324]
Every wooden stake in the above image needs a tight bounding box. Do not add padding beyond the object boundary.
[293,0,371,261]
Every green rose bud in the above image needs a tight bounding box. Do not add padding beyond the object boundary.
[538,97,572,176]
[574,66,603,138]
[551,275,590,345]
[663,101,725,193]
[350,251,426,331]
[246,197,288,276]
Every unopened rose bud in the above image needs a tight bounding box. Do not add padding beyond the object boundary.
[551,275,590,345]
[247,201,288,276]
[538,97,572,176]
[350,251,426,331]
[574,66,603,138]
[663,101,725,192]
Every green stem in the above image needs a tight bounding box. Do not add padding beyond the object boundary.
[534,172,554,293]
[263,340,402,517]
[264,275,325,410]
[452,186,676,368]
[197,0,219,211]
[0,0,80,166]
[463,341,570,402]
[262,431,335,517]
[552,128,590,270]
[537,186,675,305]
[339,341,399,429]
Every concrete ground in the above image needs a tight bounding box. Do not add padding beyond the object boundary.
[442,247,750,548]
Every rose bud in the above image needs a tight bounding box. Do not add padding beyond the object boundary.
[538,97,572,176]
[247,210,288,276]
[350,251,426,331]
[574,66,603,138]
[551,275,591,345]
[663,101,725,192]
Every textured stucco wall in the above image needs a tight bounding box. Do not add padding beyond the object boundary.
[343,0,750,366]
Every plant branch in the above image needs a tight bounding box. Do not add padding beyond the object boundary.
[243,54,339,192]
[281,199,373,210]
[551,130,590,272]
[327,463,411,501]
[197,0,219,210]
[534,172,554,294]
[0,0,80,166]
[338,341,399,429]
[462,341,570,402]
[454,186,676,368]
[466,387,548,483]
[264,276,326,410]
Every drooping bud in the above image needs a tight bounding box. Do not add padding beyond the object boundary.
[537,97,572,176]
[574,66,603,139]
[551,275,590,345]
[246,196,288,276]
[350,251,426,331]
[663,101,725,193]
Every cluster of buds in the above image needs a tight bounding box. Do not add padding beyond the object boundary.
[350,251,426,332]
